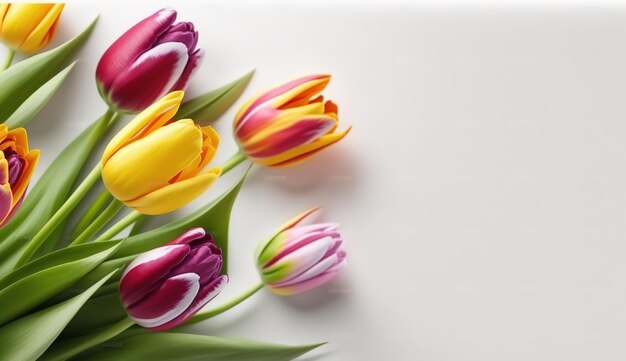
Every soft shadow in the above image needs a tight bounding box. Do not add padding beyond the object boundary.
[275,275,353,311]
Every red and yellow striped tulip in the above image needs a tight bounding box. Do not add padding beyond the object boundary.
[0,3,64,54]
[0,125,39,227]
[101,91,221,215]
[233,74,351,168]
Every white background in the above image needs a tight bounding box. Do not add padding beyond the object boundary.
[5,0,626,360]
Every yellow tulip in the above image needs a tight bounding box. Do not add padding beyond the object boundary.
[0,3,64,54]
[101,91,221,215]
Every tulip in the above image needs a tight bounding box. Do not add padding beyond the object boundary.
[256,208,347,295]
[0,125,39,227]
[233,74,351,168]
[96,8,203,113]
[119,227,227,331]
[0,3,64,54]
[101,91,221,215]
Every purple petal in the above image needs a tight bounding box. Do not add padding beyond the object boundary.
[156,29,198,52]
[151,275,228,331]
[171,49,203,91]
[168,227,207,245]
[169,246,222,284]
[108,42,189,112]
[127,273,200,329]
[96,8,177,91]
[119,244,190,306]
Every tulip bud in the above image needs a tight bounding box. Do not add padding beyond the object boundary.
[96,8,203,113]
[0,125,39,227]
[0,3,64,54]
[256,208,347,296]
[233,74,351,168]
[101,91,221,215]
[119,228,227,331]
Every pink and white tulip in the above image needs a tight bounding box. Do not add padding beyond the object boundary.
[96,8,202,113]
[119,228,227,331]
[256,208,347,296]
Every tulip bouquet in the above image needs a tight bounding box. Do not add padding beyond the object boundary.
[0,4,351,361]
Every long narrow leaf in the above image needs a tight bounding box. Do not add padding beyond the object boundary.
[0,270,115,361]
[0,18,97,121]
[72,333,323,361]
[5,62,76,129]
[0,241,120,325]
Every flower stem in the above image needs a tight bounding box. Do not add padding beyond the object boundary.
[42,317,135,361]
[94,211,143,242]
[128,215,148,237]
[185,281,264,325]
[219,151,247,174]
[71,188,114,238]
[70,199,125,246]
[1,49,15,71]
[15,164,103,268]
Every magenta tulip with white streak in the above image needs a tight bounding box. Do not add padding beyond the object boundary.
[256,208,347,296]
[119,228,227,331]
[96,8,202,113]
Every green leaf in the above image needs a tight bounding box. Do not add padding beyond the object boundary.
[113,168,248,271]
[0,17,97,122]
[0,270,115,361]
[72,333,323,361]
[61,171,249,335]
[0,109,119,277]
[4,62,76,129]
[177,70,254,125]
[0,241,120,326]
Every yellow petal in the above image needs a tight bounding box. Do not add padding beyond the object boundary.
[20,3,63,53]
[102,91,184,164]
[10,149,39,207]
[102,119,202,201]
[251,126,352,168]
[176,125,220,181]
[124,167,222,215]
[0,4,54,51]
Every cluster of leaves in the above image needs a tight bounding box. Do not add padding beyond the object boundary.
[0,19,321,361]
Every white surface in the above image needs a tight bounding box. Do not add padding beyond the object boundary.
[5,1,626,360]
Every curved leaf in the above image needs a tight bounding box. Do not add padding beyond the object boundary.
[0,18,97,122]
[178,70,254,125]
[0,241,120,325]
[4,62,76,129]
[0,270,115,361]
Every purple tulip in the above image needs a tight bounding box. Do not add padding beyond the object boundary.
[96,8,203,113]
[119,228,227,331]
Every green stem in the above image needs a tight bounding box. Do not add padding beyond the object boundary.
[220,151,247,174]
[70,199,125,246]
[41,317,135,361]
[1,49,15,71]
[71,188,114,238]
[15,164,103,268]
[128,215,148,237]
[94,211,143,242]
[186,281,264,325]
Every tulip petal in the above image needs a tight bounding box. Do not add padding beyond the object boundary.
[262,236,334,284]
[268,265,344,296]
[102,91,184,164]
[103,120,203,201]
[0,4,53,51]
[108,42,189,112]
[151,275,227,331]
[96,8,177,91]
[0,183,13,226]
[246,116,337,158]
[120,244,190,307]
[273,252,341,287]
[128,273,200,329]
[20,3,63,53]
[0,153,7,185]
[234,75,330,133]
[124,167,221,215]
[168,227,207,246]
[171,49,203,91]
[8,149,38,208]
[253,126,352,168]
